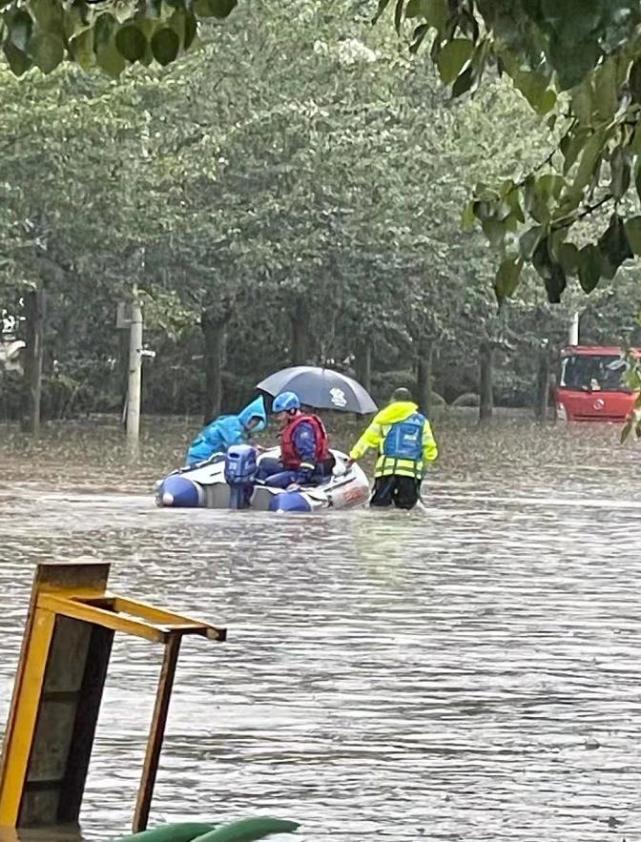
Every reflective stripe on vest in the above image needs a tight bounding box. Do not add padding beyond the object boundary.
[280,414,330,469]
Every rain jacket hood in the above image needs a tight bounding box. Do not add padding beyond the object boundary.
[238,396,267,432]
[372,401,420,426]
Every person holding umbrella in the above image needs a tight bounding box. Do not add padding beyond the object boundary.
[256,391,334,488]
[347,387,438,510]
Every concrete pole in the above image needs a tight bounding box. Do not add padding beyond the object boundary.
[126,287,143,460]
[569,311,580,346]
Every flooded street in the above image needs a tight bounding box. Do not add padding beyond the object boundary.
[0,418,639,842]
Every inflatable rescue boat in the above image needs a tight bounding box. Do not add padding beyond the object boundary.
[154,444,370,513]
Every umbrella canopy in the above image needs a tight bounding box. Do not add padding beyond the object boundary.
[257,366,378,414]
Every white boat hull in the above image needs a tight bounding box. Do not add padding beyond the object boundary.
[155,448,370,513]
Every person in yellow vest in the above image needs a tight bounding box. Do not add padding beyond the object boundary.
[347,387,438,510]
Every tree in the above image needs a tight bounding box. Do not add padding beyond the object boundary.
[375,0,641,301]
[7,0,631,429]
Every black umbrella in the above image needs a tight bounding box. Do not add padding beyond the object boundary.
[257,366,377,414]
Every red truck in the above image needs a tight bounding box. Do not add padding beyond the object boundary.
[555,345,639,422]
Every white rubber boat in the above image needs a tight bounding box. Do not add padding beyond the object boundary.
[154,445,370,513]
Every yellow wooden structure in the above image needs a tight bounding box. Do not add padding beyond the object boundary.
[0,562,226,835]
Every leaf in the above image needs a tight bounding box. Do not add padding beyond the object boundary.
[461,200,476,231]
[514,70,556,115]
[571,85,593,125]
[609,146,631,200]
[405,0,424,17]
[184,11,197,48]
[593,57,618,122]
[531,235,566,301]
[451,66,474,97]
[96,40,126,77]
[207,0,237,17]
[406,0,448,30]
[621,415,634,444]
[630,58,641,103]
[631,121,641,155]
[3,41,32,75]
[541,0,603,42]
[524,176,551,224]
[94,12,116,48]
[481,218,506,249]
[116,24,147,62]
[394,0,403,33]
[562,127,589,174]
[151,27,180,65]
[8,10,33,51]
[544,263,566,303]
[30,31,64,73]
[573,129,605,191]
[30,0,64,33]
[550,36,600,91]
[436,38,474,84]
[557,242,580,274]
[537,174,565,201]
[624,216,641,255]
[494,256,523,301]
[372,0,391,24]
[191,818,300,842]
[597,212,633,278]
[519,225,544,260]
[69,28,93,69]
[577,243,602,293]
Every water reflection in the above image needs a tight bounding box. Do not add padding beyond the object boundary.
[0,422,639,842]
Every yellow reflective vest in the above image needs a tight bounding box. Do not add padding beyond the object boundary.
[349,401,438,479]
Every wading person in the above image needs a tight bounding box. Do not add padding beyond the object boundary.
[347,387,437,510]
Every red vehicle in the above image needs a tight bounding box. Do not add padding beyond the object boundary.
[555,346,640,422]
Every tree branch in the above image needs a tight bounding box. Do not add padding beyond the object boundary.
[551,193,614,231]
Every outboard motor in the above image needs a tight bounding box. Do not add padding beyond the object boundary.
[224,444,258,510]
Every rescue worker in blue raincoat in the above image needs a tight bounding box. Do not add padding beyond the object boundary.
[255,391,334,488]
[185,396,267,466]
[348,387,437,510]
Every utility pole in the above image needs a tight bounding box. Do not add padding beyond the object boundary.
[126,286,143,460]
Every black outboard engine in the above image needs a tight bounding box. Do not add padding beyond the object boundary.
[224,444,258,509]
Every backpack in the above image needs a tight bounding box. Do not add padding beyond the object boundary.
[382,413,425,461]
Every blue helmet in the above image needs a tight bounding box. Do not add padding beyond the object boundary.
[272,391,300,413]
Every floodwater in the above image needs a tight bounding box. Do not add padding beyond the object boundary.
[0,417,639,842]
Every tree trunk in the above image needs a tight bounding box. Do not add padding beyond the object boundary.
[201,308,227,424]
[355,341,372,392]
[22,284,46,436]
[290,298,309,365]
[535,344,550,423]
[479,340,494,424]
[416,337,433,416]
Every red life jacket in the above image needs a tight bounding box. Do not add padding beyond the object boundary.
[280,413,330,469]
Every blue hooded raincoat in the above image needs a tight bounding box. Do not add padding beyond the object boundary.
[185,397,267,466]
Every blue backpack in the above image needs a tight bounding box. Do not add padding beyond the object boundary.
[383,412,425,461]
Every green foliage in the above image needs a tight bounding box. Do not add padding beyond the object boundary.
[621,349,641,442]
[0,0,232,76]
[3,0,641,426]
[378,0,641,300]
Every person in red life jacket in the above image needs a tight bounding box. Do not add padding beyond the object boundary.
[256,391,334,488]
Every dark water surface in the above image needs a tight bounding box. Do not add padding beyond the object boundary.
[0,420,639,842]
